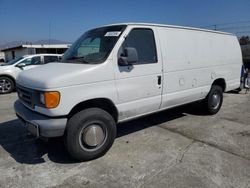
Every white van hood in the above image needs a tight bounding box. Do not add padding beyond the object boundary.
[16,62,113,89]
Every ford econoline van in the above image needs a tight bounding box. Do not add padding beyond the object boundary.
[14,23,242,161]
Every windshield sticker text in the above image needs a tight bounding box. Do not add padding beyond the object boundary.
[104,31,121,37]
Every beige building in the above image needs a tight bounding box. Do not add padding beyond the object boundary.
[1,44,70,62]
[0,52,4,61]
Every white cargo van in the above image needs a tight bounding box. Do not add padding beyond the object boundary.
[14,23,242,161]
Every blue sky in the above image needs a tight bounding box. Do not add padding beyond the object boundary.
[0,0,250,44]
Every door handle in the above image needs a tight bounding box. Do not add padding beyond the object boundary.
[157,75,161,85]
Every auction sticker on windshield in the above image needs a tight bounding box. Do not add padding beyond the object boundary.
[104,31,121,37]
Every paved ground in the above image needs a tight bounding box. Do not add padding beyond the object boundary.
[0,92,249,188]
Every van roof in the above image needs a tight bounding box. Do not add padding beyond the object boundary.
[103,22,234,36]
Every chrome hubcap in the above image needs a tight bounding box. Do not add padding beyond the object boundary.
[211,92,220,109]
[81,124,105,147]
[0,78,12,93]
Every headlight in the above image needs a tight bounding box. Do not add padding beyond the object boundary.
[40,93,45,104]
[40,91,60,109]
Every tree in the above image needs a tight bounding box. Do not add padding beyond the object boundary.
[239,36,250,45]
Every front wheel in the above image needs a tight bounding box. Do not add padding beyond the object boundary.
[0,76,15,94]
[64,108,116,161]
[204,85,223,115]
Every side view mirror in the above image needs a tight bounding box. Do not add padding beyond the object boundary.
[118,47,138,66]
[16,63,26,68]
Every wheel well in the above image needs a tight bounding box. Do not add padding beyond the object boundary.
[212,78,226,92]
[68,98,118,123]
[0,75,16,87]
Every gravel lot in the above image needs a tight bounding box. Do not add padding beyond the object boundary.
[0,92,249,188]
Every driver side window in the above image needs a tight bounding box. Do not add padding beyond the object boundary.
[122,28,158,64]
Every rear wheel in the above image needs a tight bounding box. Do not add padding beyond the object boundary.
[204,85,223,115]
[0,76,15,94]
[64,108,116,161]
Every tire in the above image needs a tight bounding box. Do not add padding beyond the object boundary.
[0,76,15,94]
[64,108,116,161]
[204,85,223,115]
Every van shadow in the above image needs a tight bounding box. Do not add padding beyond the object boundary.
[117,101,207,137]
[0,102,203,165]
[0,119,76,164]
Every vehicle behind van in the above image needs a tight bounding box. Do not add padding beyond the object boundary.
[14,23,242,161]
[0,54,62,94]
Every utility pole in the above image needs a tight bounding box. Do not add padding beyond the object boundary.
[49,21,51,45]
[214,24,217,31]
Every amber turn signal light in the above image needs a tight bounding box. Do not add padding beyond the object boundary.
[44,91,60,109]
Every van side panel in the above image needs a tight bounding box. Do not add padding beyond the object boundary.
[157,27,242,108]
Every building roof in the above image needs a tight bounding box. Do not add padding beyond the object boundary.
[1,44,70,52]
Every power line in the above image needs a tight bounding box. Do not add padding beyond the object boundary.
[235,31,250,37]
[219,25,250,31]
[236,31,250,34]
[203,20,250,29]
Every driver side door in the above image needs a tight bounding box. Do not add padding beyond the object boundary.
[114,27,163,121]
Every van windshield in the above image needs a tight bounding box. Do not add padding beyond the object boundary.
[62,25,126,64]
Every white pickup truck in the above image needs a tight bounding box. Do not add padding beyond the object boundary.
[14,23,242,161]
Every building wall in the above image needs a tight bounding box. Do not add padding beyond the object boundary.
[4,48,35,62]
[3,45,69,62]
[0,52,5,61]
[35,48,67,54]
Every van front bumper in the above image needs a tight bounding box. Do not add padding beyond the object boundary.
[14,100,67,138]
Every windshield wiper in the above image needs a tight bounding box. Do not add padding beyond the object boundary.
[65,56,90,64]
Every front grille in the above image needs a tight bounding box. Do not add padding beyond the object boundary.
[16,85,33,108]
